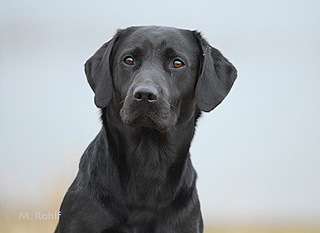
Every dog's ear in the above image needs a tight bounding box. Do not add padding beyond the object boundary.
[84,38,117,108]
[194,32,237,112]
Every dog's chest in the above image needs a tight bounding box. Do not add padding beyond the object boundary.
[124,162,176,208]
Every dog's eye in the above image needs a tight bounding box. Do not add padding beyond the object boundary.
[173,59,184,68]
[124,56,134,65]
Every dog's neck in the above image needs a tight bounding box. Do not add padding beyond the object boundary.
[100,103,201,208]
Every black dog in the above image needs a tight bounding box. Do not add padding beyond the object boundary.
[55,26,237,233]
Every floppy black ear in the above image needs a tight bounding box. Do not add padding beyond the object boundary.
[84,38,116,108]
[194,33,237,112]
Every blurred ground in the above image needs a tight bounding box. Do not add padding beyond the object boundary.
[205,226,320,233]
[1,185,319,233]
[1,195,320,233]
[1,217,320,233]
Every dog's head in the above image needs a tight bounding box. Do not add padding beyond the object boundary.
[85,26,237,132]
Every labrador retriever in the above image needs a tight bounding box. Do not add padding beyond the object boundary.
[55,26,237,233]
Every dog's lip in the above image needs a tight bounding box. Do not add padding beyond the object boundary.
[122,113,169,132]
[123,114,157,127]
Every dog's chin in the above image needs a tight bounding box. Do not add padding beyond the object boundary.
[122,116,169,133]
[120,111,174,133]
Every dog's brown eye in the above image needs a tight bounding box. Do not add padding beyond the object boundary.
[173,59,184,68]
[124,56,134,65]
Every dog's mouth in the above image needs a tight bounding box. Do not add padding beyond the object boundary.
[119,100,179,133]
[120,109,171,132]
[122,114,167,132]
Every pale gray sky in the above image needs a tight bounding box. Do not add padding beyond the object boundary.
[1,0,320,224]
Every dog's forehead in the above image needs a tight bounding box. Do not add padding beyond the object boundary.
[118,26,196,51]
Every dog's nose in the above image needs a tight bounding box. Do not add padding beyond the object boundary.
[133,86,159,103]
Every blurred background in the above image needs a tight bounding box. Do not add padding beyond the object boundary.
[1,0,320,232]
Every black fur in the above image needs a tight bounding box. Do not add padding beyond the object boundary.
[55,26,237,233]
